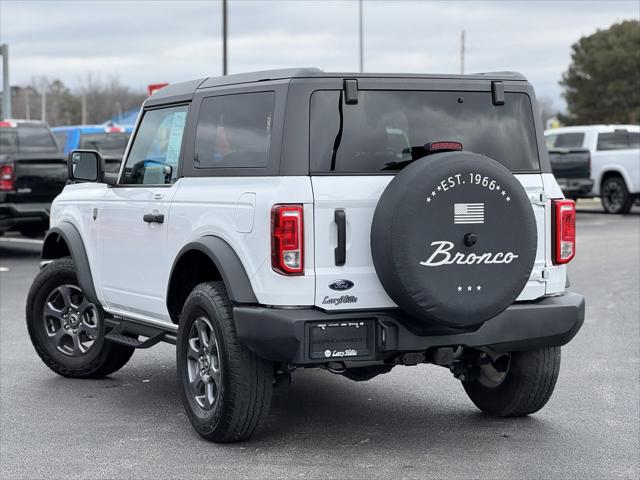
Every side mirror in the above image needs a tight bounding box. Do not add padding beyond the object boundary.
[68,150,104,183]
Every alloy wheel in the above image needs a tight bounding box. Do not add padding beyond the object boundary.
[186,316,222,411]
[602,179,624,212]
[42,284,99,357]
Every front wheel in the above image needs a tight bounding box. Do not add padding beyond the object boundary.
[26,257,135,378]
[462,347,561,417]
[176,282,273,443]
[601,176,632,214]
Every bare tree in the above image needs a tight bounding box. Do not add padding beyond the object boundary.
[10,75,145,126]
[77,74,145,125]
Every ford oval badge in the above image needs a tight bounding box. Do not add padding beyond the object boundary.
[329,279,354,291]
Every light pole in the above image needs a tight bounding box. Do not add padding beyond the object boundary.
[460,30,465,75]
[1,44,10,119]
[358,0,363,72]
[222,0,228,75]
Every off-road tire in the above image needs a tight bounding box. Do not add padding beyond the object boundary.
[26,257,135,378]
[601,176,632,214]
[462,347,561,417]
[176,281,273,443]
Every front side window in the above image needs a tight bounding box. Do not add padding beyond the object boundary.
[310,90,540,173]
[120,105,188,185]
[194,92,275,169]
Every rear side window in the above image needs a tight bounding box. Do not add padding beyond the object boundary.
[194,92,275,169]
[16,125,58,153]
[597,130,639,150]
[310,90,540,173]
[552,132,585,148]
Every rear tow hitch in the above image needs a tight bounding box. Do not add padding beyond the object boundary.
[433,347,508,382]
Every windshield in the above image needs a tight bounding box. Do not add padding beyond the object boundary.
[80,132,131,157]
[310,90,540,173]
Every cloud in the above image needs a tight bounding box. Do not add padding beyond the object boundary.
[1,0,638,108]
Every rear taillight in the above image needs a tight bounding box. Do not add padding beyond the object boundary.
[271,204,304,275]
[553,199,576,264]
[0,163,14,191]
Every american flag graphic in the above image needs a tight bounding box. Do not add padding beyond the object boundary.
[454,203,485,224]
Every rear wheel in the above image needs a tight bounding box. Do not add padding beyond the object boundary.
[601,176,632,214]
[26,257,135,378]
[177,282,273,442]
[462,347,561,416]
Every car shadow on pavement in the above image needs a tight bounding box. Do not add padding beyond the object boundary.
[253,369,556,449]
[33,361,558,457]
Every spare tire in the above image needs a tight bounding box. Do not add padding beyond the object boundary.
[371,151,537,329]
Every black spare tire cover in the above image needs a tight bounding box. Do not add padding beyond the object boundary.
[371,151,537,328]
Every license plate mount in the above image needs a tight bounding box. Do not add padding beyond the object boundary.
[308,320,374,360]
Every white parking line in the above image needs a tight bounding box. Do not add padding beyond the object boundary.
[0,237,44,245]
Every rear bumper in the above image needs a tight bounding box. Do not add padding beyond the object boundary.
[234,292,585,365]
[555,177,594,196]
[0,202,50,230]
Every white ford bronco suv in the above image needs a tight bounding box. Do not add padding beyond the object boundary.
[27,68,585,442]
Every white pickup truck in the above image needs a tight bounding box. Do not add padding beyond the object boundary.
[545,125,640,213]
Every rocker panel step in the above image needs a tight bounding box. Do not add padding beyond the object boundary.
[104,318,171,349]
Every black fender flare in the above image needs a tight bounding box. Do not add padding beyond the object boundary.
[167,236,258,305]
[42,222,100,305]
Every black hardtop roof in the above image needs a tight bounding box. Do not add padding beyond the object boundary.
[148,68,528,103]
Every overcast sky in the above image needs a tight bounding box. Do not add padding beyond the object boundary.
[1,0,638,109]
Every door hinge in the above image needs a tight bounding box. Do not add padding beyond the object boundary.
[531,268,550,283]
[530,191,548,206]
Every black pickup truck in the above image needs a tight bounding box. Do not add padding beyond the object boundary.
[548,148,593,200]
[0,120,67,237]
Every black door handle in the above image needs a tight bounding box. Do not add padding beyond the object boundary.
[143,213,164,224]
[334,209,346,266]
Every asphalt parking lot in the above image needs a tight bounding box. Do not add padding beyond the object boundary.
[1,200,638,479]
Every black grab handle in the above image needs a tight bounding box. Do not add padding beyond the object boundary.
[143,213,165,224]
[334,209,346,266]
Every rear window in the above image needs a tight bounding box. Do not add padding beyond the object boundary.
[310,90,540,173]
[549,132,585,149]
[0,128,18,154]
[16,125,59,153]
[597,130,640,151]
[80,132,131,157]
